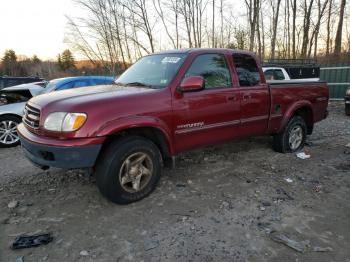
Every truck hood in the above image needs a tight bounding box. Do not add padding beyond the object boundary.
[29,84,155,110]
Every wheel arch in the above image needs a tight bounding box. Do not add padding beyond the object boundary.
[96,117,174,164]
[279,101,314,134]
[0,113,22,120]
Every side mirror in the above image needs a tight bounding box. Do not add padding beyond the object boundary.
[178,76,204,92]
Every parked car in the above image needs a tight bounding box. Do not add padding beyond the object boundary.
[2,81,47,96]
[263,67,319,81]
[0,76,115,147]
[17,48,329,204]
[0,76,44,90]
[345,87,350,115]
[40,76,115,94]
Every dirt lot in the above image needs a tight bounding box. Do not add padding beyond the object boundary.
[0,102,349,262]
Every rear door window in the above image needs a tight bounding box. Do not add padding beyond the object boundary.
[233,54,261,87]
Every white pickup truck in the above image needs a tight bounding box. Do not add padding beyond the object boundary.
[263,67,319,82]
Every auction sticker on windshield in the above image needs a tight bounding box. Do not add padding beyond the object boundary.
[162,57,181,64]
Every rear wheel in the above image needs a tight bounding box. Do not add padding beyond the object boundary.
[273,116,307,153]
[0,115,21,148]
[95,136,162,204]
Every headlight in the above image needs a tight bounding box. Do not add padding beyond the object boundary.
[44,112,87,132]
[346,87,350,96]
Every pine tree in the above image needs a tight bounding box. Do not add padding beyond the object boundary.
[1,49,17,76]
[58,49,75,71]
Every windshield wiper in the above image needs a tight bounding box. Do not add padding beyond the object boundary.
[125,82,153,88]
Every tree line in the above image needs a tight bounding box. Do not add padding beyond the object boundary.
[0,49,117,78]
[66,0,349,74]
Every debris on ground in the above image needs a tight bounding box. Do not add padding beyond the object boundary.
[296,152,311,159]
[15,257,24,262]
[8,200,19,209]
[257,222,273,234]
[80,250,89,256]
[312,246,333,252]
[11,233,53,250]
[305,141,314,146]
[269,231,309,253]
[275,188,295,201]
[261,201,272,207]
[313,184,323,193]
[144,239,160,251]
[285,178,293,183]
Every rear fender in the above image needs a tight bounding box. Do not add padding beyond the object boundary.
[278,100,313,133]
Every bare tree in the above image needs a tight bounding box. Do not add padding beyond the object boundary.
[310,0,329,58]
[300,0,315,58]
[334,0,347,54]
[270,0,282,59]
[245,0,260,51]
[291,0,297,58]
[325,0,333,54]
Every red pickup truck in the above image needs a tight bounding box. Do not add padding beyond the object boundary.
[17,49,329,204]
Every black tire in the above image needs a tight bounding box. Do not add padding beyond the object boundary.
[345,104,350,116]
[0,115,21,148]
[272,116,307,153]
[95,136,162,204]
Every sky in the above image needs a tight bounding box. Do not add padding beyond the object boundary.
[0,0,80,60]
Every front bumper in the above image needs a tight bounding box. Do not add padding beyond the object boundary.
[17,124,103,169]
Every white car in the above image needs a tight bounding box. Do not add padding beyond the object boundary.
[0,82,46,147]
[263,67,319,82]
[0,76,115,147]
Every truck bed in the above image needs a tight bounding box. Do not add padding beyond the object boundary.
[268,81,329,133]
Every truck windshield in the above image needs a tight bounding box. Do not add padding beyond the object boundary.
[116,54,187,88]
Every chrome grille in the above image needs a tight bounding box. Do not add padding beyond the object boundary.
[23,104,40,129]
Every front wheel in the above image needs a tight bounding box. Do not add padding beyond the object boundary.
[273,116,307,153]
[0,115,21,148]
[95,136,162,204]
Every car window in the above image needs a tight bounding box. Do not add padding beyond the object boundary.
[264,70,275,80]
[274,69,285,80]
[56,81,74,90]
[90,79,113,85]
[233,54,261,87]
[73,80,89,88]
[184,54,231,89]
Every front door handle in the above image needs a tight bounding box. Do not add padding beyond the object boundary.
[228,96,236,101]
[243,94,251,101]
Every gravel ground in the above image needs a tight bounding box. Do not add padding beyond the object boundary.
[0,102,349,262]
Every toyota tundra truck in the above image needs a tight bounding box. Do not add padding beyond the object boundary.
[17,49,329,204]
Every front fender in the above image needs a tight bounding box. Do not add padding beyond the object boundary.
[278,100,313,132]
[94,115,174,154]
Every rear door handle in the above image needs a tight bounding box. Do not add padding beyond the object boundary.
[228,96,236,101]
